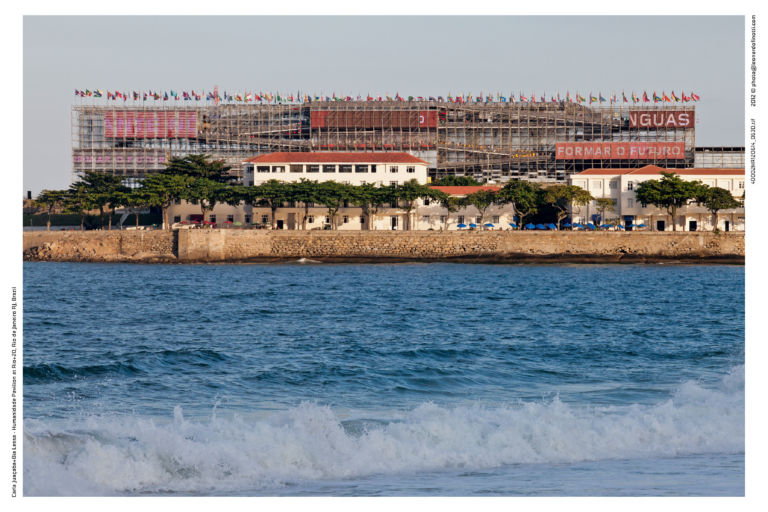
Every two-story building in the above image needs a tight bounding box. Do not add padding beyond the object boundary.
[569,165,745,231]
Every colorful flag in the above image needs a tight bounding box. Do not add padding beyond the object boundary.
[622,92,628,103]
[662,92,671,102]
[671,91,678,102]
[691,92,700,101]
[652,92,661,102]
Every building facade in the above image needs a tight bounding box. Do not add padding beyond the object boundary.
[569,165,745,231]
[72,101,705,184]
[167,152,516,231]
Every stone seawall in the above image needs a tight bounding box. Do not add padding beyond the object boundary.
[24,230,745,264]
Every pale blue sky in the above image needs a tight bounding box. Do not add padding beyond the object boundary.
[23,15,745,195]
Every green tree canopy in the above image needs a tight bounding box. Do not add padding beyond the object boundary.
[542,184,593,228]
[391,179,446,230]
[348,183,392,230]
[139,173,195,229]
[695,185,742,231]
[251,180,291,229]
[461,189,499,225]
[497,180,540,229]
[162,154,237,183]
[33,189,69,231]
[70,170,130,229]
[315,181,354,230]
[594,197,617,225]
[288,179,323,230]
[432,175,482,186]
[634,172,701,231]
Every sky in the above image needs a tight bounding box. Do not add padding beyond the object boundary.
[23,15,745,196]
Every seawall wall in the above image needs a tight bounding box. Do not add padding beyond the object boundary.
[23,229,745,264]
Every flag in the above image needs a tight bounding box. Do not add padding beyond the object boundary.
[662,92,671,102]
[671,91,679,102]
[599,94,606,103]
[642,92,649,102]
[691,92,700,101]
[631,92,638,103]
[682,93,691,102]
[577,94,585,103]
[653,92,661,102]
[567,92,573,103]
[622,92,628,103]
[590,94,597,104]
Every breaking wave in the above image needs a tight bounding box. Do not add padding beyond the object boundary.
[24,366,744,496]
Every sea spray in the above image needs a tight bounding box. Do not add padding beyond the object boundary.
[24,366,744,496]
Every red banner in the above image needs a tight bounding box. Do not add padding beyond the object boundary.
[310,110,437,129]
[105,111,197,138]
[555,142,686,160]
[628,111,694,128]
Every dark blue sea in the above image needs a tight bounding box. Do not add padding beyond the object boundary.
[22,262,745,496]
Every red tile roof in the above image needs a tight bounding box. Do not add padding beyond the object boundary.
[429,185,501,196]
[244,152,430,165]
[576,165,744,176]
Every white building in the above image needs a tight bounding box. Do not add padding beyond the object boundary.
[569,165,745,231]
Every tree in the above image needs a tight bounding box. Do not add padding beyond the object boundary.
[33,189,68,231]
[497,180,539,229]
[542,184,593,229]
[461,189,498,226]
[439,195,461,230]
[594,197,616,226]
[72,171,130,230]
[432,175,482,186]
[64,181,100,231]
[252,180,291,229]
[634,172,701,231]
[162,154,237,183]
[391,179,444,231]
[315,181,353,230]
[288,179,322,230]
[184,178,229,225]
[695,185,741,231]
[116,188,151,228]
[349,183,391,231]
[139,173,194,229]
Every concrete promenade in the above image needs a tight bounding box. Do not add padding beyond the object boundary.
[23,230,745,264]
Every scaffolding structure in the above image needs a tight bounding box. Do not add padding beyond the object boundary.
[72,100,698,184]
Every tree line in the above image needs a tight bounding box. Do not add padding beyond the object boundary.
[31,155,742,232]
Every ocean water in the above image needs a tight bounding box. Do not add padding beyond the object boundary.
[22,262,744,496]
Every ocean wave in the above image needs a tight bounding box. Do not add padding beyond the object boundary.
[24,366,744,496]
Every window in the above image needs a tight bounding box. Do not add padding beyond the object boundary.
[458,215,465,224]
[308,215,314,224]
[370,165,377,173]
[609,181,618,189]
[440,215,447,223]
[423,198,431,206]
[305,202,314,208]
[190,199,198,205]
[209,215,216,223]
[627,198,634,208]
[323,165,336,173]
[355,165,368,173]
[360,181,366,185]
[290,164,304,173]
[247,180,254,186]
[592,181,602,189]
[390,166,399,173]
[407,166,415,173]
[343,215,349,224]
[227,215,234,222]
[174,198,181,205]
[272,166,285,173]
[738,181,744,189]
[257,166,270,173]
[307,164,320,173]
[627,181,634,191]
[339,165,352,173]
[390,181,398,186]
[422,215,430,223]
[173,215,181,223]
[492,216,500,224]
[261,215,269,225]
[244,215,251,224]
[722,181,732,190]
[360,216,365,224]
[476,216,482,224]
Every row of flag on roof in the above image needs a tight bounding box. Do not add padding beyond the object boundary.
[74,89,701,104]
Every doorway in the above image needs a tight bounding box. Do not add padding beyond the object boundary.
[656,220,665,231]
[391,216,399,230]
[725,220,730,232]
[688,220,697,231]
[276,219,284,230]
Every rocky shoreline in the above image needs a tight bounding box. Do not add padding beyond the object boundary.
[23,230,745,265]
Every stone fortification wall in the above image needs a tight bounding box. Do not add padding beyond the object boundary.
[24,229,744,263]
[23,230,175,262]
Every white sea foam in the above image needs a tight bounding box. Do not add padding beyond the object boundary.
[23,366,744,495]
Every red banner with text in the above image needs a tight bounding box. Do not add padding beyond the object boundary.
[555,142,686,160]
[105,111,198,138]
